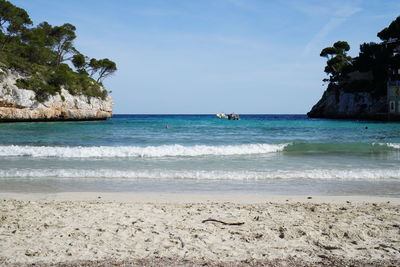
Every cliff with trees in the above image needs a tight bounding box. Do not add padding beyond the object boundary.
[308,16,400,120]
[0,0,116,121]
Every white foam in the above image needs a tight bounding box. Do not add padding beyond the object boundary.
[0,144,288,158]
[372,142,400,149]
[381,143,400,149]
[1,168,399,180]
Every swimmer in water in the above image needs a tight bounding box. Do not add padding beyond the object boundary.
[165,124,169,129]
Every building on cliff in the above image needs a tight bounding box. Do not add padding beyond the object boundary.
[387,40,400,114]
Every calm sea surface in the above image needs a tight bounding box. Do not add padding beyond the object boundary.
[1,114,400,196]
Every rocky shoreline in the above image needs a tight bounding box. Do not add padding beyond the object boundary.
[0,70,112,122]
[306,89,398,121]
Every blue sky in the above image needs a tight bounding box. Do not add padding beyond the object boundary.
[12,0,400,114]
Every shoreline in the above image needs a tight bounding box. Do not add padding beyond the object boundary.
[2,178,400,198]
[1,192,399,266]
[0,117,109,123]
[1,192,400,204]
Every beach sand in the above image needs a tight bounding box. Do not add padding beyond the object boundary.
[0,193,399,266]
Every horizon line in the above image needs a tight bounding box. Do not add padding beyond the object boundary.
[113,113,307,115]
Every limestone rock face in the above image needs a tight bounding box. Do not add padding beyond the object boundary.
[0,69,113,122]
[308,89,388,120]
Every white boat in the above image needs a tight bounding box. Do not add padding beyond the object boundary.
[216,113,228,119]
[216,113,240,120]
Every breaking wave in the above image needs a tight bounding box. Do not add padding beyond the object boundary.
[0,143,288,158]
[285,142,400,153]
[0,142,399,158]
[376,143,400,149]
[1,168,400,180]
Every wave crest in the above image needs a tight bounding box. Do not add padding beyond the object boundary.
[0,143,288,158]
[375,143,400,149]
[1,142,399,158]
[1,168,399,180]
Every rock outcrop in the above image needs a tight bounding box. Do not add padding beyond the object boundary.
[0,69,112,122]
[307,89,389,120]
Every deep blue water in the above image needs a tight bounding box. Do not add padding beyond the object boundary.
[0,114,400,195]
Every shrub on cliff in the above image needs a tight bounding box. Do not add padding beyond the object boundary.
[0,0,116,101]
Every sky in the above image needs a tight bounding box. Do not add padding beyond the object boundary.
[12,0,400,114]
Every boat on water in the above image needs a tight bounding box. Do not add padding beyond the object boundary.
[216,113,228,119]
[216,113,240,120]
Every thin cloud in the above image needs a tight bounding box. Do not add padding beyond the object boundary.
[288,1,330,17]
[302,4,362,57]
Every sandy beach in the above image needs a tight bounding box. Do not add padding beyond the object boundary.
[0,193,399,266]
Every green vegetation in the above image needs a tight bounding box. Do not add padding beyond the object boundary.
[0,0,116,101]
[320,16,400,96]
[320,41,352,84]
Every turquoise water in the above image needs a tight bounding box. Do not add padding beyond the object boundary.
[1,114,400,195]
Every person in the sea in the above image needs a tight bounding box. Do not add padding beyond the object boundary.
[165,124,169,129]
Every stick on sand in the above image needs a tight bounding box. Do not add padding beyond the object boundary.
[202,218,245,226]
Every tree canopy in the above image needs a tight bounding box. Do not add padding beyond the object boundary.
[320,16,400,95]
[89,58,117,83]
[51,23,77,67]
[0,0,32,36]
[377,16,400,41]
[319,41,352,83]
[0,0,117,101]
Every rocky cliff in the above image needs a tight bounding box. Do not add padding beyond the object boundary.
[0,69,112,122]
[307,88,388,120]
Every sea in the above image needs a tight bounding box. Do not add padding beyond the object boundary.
[1,114,400,196]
